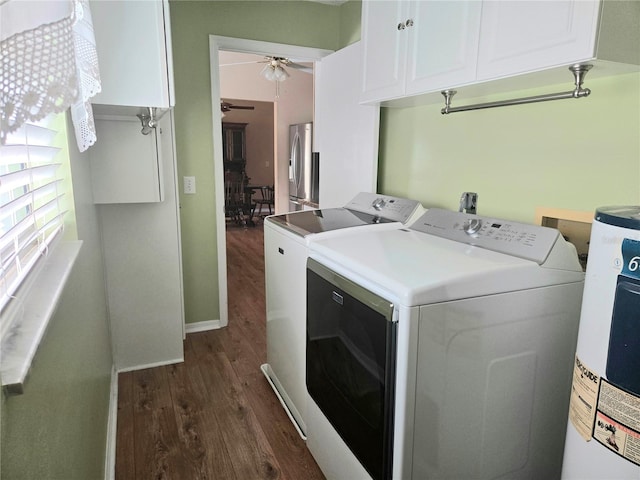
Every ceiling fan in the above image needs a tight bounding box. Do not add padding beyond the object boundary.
[261,56,313,76]
[219,55,313,78]
[220,101,255,113]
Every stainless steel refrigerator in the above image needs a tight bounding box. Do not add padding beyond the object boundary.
[288,122,318,211]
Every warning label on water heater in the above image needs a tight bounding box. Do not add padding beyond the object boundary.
[568,355,600,441]
[593,380,640,466]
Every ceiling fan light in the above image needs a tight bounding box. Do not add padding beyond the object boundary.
[274,65,289,81]
[260,64,276,81]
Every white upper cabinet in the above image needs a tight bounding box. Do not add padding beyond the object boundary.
[476,1,600,81]
[90,0,174,108]
[360,1,408,102]
[405,1,482,96]
[361,0,640,105]
[361,1,482,103]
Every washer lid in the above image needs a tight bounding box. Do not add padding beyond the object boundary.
[595,206,640,230]
[266,192,423,237]
[266,208,394,237]
[309,227,584,306]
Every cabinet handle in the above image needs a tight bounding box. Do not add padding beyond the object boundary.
[397,22,405,30]
[406,18,414,27]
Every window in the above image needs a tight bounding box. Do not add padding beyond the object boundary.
[0,115,67,317]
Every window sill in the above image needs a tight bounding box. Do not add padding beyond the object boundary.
[1,240,83,395]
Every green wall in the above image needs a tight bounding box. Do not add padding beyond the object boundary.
[170,0,345,324]
[170,0,640,329]
[1,116,113,479]
[378,72,640,222]
[339,0,362,47]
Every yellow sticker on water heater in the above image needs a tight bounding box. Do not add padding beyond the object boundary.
[568,355,600,441]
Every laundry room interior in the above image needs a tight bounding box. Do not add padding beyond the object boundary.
[1,1,639,479]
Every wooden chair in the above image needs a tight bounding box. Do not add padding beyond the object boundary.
[225,171,250,226]
[252,186,274,221]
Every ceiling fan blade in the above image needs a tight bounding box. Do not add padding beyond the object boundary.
[220,101,255,112]
[287,62,313,74]
[219,60,264,67]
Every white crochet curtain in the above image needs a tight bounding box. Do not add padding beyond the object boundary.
[0,0,101,151]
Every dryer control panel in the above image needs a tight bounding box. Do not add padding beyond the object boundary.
[412,208,561,264]
[344,192,423,223]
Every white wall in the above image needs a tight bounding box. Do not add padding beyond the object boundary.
[219,51,313,212]
[222,99,275,187]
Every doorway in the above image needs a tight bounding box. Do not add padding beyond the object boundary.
[208,36,332,327]
[220,98,275,228]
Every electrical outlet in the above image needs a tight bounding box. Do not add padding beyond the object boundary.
[183,176,196,194]
[265,161,270,167]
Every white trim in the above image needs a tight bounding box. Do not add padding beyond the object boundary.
[208,35,332,330]
[208,37,229,328]
[184,319,222,334]
[1,240,83,394]
[261,363,307,441]
[209,35,333,61]
[116,357,183,374]
[104,366,118,480]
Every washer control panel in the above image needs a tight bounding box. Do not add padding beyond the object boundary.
[412,208,560,264]
[345,192,422,223]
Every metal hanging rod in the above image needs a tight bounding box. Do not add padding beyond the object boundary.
[441,64,593,115]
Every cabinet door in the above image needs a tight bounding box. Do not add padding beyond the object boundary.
[90,117,164,203]
[476,0,600,81]
[405,1,482,94]
[91,0,173,107]
[315,42,380,208]
[360,0,409,103]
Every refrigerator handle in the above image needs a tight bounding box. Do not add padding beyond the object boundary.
[311,151,320,204]
[290,130,300,186]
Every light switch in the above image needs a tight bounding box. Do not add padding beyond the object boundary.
[183,176,196,194]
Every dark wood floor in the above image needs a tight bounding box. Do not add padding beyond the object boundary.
[115,223,325,479]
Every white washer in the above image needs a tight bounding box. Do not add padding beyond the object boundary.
[306,208,585,480]
[262,192,424,438]
[562,206,640,480]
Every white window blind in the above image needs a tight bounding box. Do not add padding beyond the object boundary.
[0,116,67,313]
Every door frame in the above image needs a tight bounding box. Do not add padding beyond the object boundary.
[208,36,332,327]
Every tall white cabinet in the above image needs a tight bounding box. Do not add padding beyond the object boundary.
[97,112,184,371]
[89,0,184,371]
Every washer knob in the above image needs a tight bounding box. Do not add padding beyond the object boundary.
[463,218,482,235]
[372,198,386,211]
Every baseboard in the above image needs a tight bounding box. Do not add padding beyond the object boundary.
[184,319,222,334]
[104,365,118,480]
[116,357,184,374]
[260,363,307,441]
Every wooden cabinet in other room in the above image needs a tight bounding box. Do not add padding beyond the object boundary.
[222,122,247,174]
[90,0,174,108]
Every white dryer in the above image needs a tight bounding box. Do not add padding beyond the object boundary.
[306,208,585,480]
[262,192,424,438]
